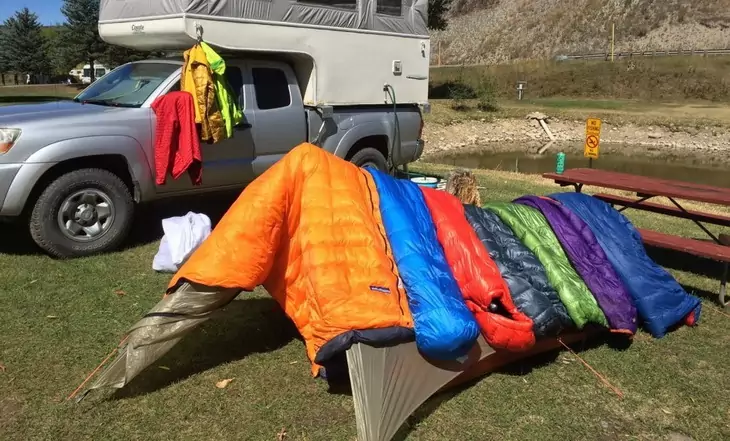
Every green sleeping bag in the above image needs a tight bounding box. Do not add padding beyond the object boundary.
[485,202,608,329]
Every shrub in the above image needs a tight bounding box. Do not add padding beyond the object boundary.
[475,75,499,112]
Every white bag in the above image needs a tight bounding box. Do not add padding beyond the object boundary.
[152,212,212,273]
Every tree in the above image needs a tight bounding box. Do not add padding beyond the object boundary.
[60,0,106,83]
[0,8,50,83]
[100,45,166,70]
[0,26,8,85]
[60,0,164,81]
[428,0,452,30]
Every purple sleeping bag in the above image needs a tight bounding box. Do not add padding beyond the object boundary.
[514,195,638,334]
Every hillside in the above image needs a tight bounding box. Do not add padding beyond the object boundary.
[432,0,730,65]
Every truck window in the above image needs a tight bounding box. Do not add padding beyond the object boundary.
[376,0,402,16]
[251,67,291,110]
[297,0,357,10]
[226,65,244,107]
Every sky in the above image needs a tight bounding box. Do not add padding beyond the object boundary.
[1,0,65,25]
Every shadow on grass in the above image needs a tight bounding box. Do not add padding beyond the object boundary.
[645,245,724,302]
[390,332,630,440]
[123,189,242,249]
[112,296,298,400]
[0,189,242,257]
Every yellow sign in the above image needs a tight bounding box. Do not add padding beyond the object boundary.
[584,118,601,159]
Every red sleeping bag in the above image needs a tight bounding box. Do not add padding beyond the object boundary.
[421,187,535,352]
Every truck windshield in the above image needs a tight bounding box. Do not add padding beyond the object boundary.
[74,62,180,108]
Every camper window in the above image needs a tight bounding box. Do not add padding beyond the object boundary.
[252,67,291,110]
[297,0,357,10]
[376,0,402,16]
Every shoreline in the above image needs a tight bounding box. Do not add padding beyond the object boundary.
[421,116,730,165]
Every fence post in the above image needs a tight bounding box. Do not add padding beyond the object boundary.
[610,22,615,62]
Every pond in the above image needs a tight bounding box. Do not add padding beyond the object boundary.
[426,145,730,188]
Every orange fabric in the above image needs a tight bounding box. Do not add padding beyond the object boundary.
[420,187,536,352]
[169,143,413,374]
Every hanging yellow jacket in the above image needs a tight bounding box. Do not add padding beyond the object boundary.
[181,44,225,143]
[200,42,243,139]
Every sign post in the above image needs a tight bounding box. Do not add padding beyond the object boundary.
[584,118,601,168]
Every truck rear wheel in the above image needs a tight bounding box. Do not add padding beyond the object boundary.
[349,147,388,171]
[29,168,134,258]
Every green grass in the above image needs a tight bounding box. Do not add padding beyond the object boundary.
[0,85,80,106]
[517,98,628,110]
[1,165,729,440]
[429,56,730,102]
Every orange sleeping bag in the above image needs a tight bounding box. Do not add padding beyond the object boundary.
[420,188,535,352]
[169,143,413,374]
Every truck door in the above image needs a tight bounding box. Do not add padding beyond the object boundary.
[155,60,257,194]
[245,60,307,176]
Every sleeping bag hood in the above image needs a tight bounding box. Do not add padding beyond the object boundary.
[484,202,608,329]
[421,188,535,352]
[463,205,573,338]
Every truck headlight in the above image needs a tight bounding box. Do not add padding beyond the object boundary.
[0,128,21,154]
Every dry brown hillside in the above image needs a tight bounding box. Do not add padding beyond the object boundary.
[432,0,730,65]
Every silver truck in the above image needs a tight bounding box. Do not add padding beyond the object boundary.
[0,59,425,258]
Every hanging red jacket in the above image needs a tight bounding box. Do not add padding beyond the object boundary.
[151,91,202,186]
[421,187,536,352]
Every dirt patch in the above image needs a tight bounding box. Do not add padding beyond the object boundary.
[422,116,730,164]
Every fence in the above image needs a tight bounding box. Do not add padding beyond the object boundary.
[555,48,730,61]
[429,41,730,67]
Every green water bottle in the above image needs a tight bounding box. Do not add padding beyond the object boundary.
[556,152,566,174]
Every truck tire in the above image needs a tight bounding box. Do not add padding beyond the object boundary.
[29,168,134,258]
[349,147,388,171]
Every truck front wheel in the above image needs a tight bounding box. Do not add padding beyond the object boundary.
[29,168,134,258]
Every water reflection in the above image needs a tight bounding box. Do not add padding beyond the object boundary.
[427,145,730,188]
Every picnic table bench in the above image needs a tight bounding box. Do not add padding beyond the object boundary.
[543,168,730,308]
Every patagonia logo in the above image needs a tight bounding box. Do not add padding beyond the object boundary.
[369,285,391,294]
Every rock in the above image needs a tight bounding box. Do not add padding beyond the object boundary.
[526,111,549,121]
[648,132,663,139]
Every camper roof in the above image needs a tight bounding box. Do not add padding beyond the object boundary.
[99,0,428,37]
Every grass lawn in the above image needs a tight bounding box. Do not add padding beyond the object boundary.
[0,84,80,106]
[1,165,730,441]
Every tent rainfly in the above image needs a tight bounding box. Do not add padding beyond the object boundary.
[81,282,590,441]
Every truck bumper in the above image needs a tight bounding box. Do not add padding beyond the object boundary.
[0,162,56,217]
[0,163,22,216]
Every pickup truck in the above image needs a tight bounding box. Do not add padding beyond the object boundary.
[0,59,426,258]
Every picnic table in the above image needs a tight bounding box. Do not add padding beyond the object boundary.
[542,168,730,308]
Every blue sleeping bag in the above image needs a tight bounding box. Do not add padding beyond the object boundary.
[367,168,479,360]
[550,192,701,338]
